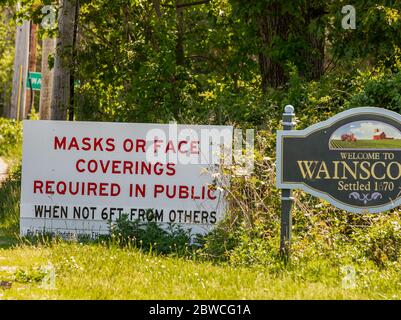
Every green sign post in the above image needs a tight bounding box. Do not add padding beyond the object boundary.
[26,72,42,91]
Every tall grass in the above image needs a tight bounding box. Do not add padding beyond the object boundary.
[1,242,401,299]
[0,166,20,233]
[0,118,22,235]
[1,118,401,299]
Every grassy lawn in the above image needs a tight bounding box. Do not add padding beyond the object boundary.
[1,119,401,300]
[1,166,401,300]
[0,239,400,300]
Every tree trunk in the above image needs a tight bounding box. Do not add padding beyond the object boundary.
[68,0,80,121]
[51,0,77,120]
[175,1,185,66]
[0,7,14,117]
[24,22,37,117]
[257,2,291,92]
[305,31,325,80]
[39,37,56,120]
[304,3,326,81]
[10,19,30,120]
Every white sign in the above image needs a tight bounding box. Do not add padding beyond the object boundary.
[20,121,233,238]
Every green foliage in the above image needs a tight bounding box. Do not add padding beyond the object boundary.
[198,129,401,272]
[195,223,238,262]
[349,68,401,113]
[14,266,48,284]
[0,118,22,235]
[227,222,280,268]
[0,4,15,117]
[62,0,264,124]
[199,129,281,263]
[0,118,22,158]
[353,216,401,267]
[110,214,192,256]
[0,164,21,234]
[1,0,401,299]
[0,6,14,117]
[328,1,401,68]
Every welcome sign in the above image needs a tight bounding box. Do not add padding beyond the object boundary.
[20,121,232,238]
[277,107,401,213]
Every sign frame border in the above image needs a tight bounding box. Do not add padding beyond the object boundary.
[276,106,401,214]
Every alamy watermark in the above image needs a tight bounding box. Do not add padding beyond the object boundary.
[40,262,56,290]
[40,5,57,30]
[144,123,255,176]
[341,265,356,289]
[342,5,356,30]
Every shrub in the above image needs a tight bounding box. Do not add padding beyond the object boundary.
[109,214,193,256]
[201,126,401,272]
[0,163,21,233]
[349,69,401,113]
[353,214,401,267]
[0,118,22,159]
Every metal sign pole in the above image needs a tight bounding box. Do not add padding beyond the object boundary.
[280,105,295,259]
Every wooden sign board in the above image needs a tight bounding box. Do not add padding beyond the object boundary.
[20,121,232,238]
[277,107,401,213]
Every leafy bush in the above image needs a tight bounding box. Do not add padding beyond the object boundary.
[14,266,48,284]
[200,127,401,272]
[0,118,22,159]
[0,163,21,233]
[349,69,401,113]
[109,214,193,256]
[353,215,401,267]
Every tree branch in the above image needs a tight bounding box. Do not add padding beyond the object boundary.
[177,0,210,8]
[161,0,210,9]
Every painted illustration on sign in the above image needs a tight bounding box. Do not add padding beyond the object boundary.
[276,107,401,213]
[330,120,401,150]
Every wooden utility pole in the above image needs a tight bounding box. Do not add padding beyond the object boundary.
[51,0,77,120]
[0,7,14,118]
[39,37,56,120]
[24,22,37,117]
[10,19,30,120]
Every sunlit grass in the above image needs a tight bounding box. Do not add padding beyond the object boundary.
[0,242,400,300]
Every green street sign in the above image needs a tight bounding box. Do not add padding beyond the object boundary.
[26,72,42,91]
